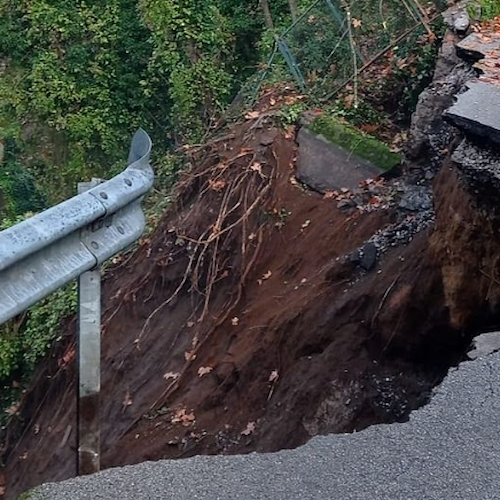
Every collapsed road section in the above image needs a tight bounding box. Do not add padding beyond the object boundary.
[3,8,500,500]
[25,344,500,500]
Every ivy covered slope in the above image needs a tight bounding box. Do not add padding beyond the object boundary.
[0,0,273,205]
[0,0,157,202]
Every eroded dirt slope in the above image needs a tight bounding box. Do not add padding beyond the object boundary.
[3,89,500,499]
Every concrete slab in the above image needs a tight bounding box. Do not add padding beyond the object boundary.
[445,81,500,146]
[296,127,382,193]
[455,30,500,88]
[456,32,500,62]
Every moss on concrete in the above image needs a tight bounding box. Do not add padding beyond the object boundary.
[309,115,401,172]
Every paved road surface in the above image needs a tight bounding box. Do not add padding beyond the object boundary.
[29,350,500,500]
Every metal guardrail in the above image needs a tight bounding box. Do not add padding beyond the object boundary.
[0,129,153,324]
[0,128,153,475]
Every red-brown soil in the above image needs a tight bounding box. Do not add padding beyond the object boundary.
[2,92,498,499]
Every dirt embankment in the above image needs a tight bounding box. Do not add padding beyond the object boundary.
[3,83,500,498]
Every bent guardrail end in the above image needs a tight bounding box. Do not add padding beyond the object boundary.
[128,128,153,166]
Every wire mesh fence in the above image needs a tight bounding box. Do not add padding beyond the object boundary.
[279,0,449,95]
[229,0,452,113]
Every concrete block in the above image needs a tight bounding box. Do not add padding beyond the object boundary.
[296,127,382,193]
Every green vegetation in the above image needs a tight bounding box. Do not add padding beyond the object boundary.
[310,114,401,171]
[278,101,308,126]
[0,160,45,219]
[0,0,292,205]
[391,23,446,120]
[0,0,155,201]
[330,98,387,127]
[468,0,500,20]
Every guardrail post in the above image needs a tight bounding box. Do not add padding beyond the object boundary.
[77,179,102,475]
[0,130,153,474]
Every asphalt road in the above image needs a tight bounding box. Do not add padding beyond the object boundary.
[29,350,500,500]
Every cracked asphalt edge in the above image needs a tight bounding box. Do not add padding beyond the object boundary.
[28,351,500,500]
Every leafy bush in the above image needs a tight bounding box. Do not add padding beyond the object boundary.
[468,0,500,20]
[0,329,20,380]
[0,160,46,218]
[0,0,156,201]
[278,101,308,126]
[139,0,234,142]
[21,284,77,370]
[0,283,76,430]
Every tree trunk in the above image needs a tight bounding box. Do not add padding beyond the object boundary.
[260,0,275,30]
[288,0,298,22]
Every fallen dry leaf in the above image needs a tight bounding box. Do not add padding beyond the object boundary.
[209,179,226,191]
[258,270,272,285]
[123,390,133,407]
[245,111,260,120]
[241,421,256,436]
[58,346,76,368]
[352,18,362,28]
[198,366,213,377]
[172,408,195,426]
[360,123,379,134]
[6,402,20,416]
[185,350,197,362]
[250,162,263,176]
[284,126,295,140]
[343,94,355,108]
[268,370,279,383]
[163,371,180,381]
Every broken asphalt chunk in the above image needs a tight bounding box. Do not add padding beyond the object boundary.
[445,82,500,147]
